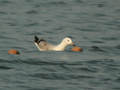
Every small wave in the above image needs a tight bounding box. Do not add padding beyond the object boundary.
[101,37,118,41]
[80,67,97,73]
[91,40,104,43]
[115,45,120,49]
[48,1,67,6]
[26,10,38,14]
[0,66,12,70]
[0,58,22,64]
[34,1,67,8]
[75,0,83,3]
[29,72,94,80]
[115,77,120,83]
[89,46,106,52]
[96,3,105,8]
[24,22,39,27]
[21,59,65,66]
[85,59,114,65]
[0,11,7,15]
[0,0,12,4]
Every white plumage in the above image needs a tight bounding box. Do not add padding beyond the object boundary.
[34,36,75,51]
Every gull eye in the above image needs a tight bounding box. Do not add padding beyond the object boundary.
[67,40,70,42]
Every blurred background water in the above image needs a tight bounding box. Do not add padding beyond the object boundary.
[0,0,120,90]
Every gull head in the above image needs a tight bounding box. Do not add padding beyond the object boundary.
[63,37,75,46]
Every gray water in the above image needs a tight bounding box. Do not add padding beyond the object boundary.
[0,0,120,90]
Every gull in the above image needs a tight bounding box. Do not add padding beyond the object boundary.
[34,36,75,51]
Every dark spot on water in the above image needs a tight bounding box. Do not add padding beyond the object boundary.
[28,87,57,90]
[115,45,120,49]
[80,28,96,32]
[30,73,69,80]
[7,22,17,26]
[44,19,52,22]
[86,59,114,65]
[0,0,12,4]
[101,37,118,41]
[24,22,39,27]
[26,10,38,14]
[30,72,94,80]
[116,9,120,13]
[59,64,70,70]
[113,87,120,90]
[34,4,41,8]
[22,60,65,66]
[90,46,105,52]
[75,0,83,3]
[80,67,97,73]
[54,26,64,31]
[66,36,74,39]
[97,3,105,8]
[25,0,33,3]
[0,66,12,70]
[0,11,7,15]
[115,77,120,82]
[95,13,106,17]
[49,1,67,6]
[91,40,104,43]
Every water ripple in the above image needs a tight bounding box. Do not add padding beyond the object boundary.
[0,11,7,15]
[30,72,94,80]
[0,0,12,4]
[90,46,106,52]
[115,45,120,49]
[0,66,12,70]
[26,10,38,14]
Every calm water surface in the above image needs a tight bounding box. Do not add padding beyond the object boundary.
[0,0,120,90]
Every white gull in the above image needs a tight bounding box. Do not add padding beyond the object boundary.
[34,36,75,51]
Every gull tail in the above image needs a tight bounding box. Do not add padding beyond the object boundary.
[34,36,39,44]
